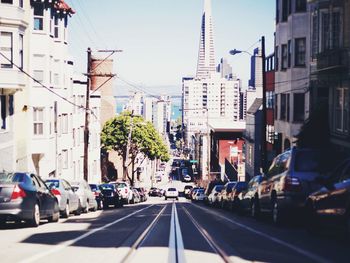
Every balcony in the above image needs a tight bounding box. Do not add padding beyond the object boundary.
[316,48,349,73]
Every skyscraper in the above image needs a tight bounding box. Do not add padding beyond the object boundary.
[196,0,216,79]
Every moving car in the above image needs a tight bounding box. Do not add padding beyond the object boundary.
[0,172,59,227]
[149,187,162,197]
[45,179,80,217]
[70,180,98,213]
[165,188,179,200]
[99,183,122,209]
[306,158,350,237]
[257,147,324,224]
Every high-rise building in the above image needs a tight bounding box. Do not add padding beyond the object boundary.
[196,0,216,79]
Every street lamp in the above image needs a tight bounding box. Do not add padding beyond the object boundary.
[229,36,267,174]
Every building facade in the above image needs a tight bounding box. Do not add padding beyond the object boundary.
[275,0,310,151]
[0,0,30,172]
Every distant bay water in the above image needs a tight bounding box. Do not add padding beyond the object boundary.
[115,97,181,121]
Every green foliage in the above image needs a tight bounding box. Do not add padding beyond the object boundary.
[101,112,170,163]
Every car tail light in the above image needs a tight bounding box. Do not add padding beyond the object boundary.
[283,176,302,192]
[51,189,61,196]
[11,185,26,200]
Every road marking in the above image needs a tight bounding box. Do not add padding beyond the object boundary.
[168,201,186,263]
[20,205,154,263]
[182,206,234,263]
[191,203,330,263]
[121,204,167,263]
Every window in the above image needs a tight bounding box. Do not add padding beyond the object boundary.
[295,0,306,12]
[275,46,279,71]
[33,3,44,31]
[54,73,60,86]
[282,0,289,22]
[62,150,68,169]
[293,93,305,122]
[266,91,275,109]
[275,94,279,119]
[33,70,44,83]
[280,94,286,120]
[33,108,44,135]
[286,93,290,121]
[321,12,330,51]
[54,17,59,38]
[19,0,23,8]
[295,38,306,66]
[287,40,292,68]
[19,34,23,69]
[0,95,7,130]
[62,113,68,134]
[73,128,76,146]
[0,32,13,68]
[332,11,341,49]
[334,88,349,134]
[281,44,288,70]
[1,0,13,4]
[311,13,319,58]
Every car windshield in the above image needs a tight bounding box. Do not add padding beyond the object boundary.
[45,180,60,189]
[100,184,114,190]
[295,151,321,172]
[116,183,127,189]
[0,173,24,183]
[90,184,98,191]
[168,188,177,191]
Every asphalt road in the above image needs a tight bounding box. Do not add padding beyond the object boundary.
[0,197,348,263]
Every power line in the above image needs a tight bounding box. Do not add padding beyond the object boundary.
[0,51,97,118]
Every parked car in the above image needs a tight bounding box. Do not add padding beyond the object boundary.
[190,187,204,200]
[184,185,193,199]
[0,172,59,227]
[110,181,133,204]
[219,182,237,209]
[45,179,80,217]
[227,182,248,211]
[149,187,162,197]
[99,184,122,208]
[70,180,98,213]
[238,175,264,217]
[183,174,192,182]
[165,188,179,200]
[305,158,350,238]
[207,184,225,206]
[193,188,206,201]
[131,188,141,204]
[134,187,147,202]
[89,184,103,210]
[256,147,324,224]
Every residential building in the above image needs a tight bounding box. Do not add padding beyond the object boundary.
[244,98,263,180]
[0,0,30,172]
[126,92,143,116]
[308,0,350,159]
[275,0,310,151]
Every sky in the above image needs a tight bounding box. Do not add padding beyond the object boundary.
[65,0,276,96]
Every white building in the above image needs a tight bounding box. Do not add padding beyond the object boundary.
[275,0,310,151]
[126,92,143,116]
[0,0,30,172]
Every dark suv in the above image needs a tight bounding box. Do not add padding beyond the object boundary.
[256,147,323,224]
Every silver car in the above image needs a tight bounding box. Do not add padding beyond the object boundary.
[45,179,80,218]
[70,180,98,213]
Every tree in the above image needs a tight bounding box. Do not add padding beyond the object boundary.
[101,112,170,185]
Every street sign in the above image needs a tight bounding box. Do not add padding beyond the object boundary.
[190,160,198,163]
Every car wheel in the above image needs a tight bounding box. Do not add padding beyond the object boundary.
[62,203,70,218]
[272,200,284,225]
[251,199,260,219]
[48,201,59,223]
[27,203,40,227]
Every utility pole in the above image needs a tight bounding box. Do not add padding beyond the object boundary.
[83,48,120,182]
[261,36,267,173]
[124,110,134,184]
[83,48,92,182]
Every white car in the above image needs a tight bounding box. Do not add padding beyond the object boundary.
[165,188,179,200]
[183,174,191,182]
[111,181,133,204]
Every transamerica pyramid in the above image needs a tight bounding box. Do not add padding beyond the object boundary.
[196,0,216,79]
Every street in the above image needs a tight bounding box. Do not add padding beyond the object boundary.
[0,196,348,263]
